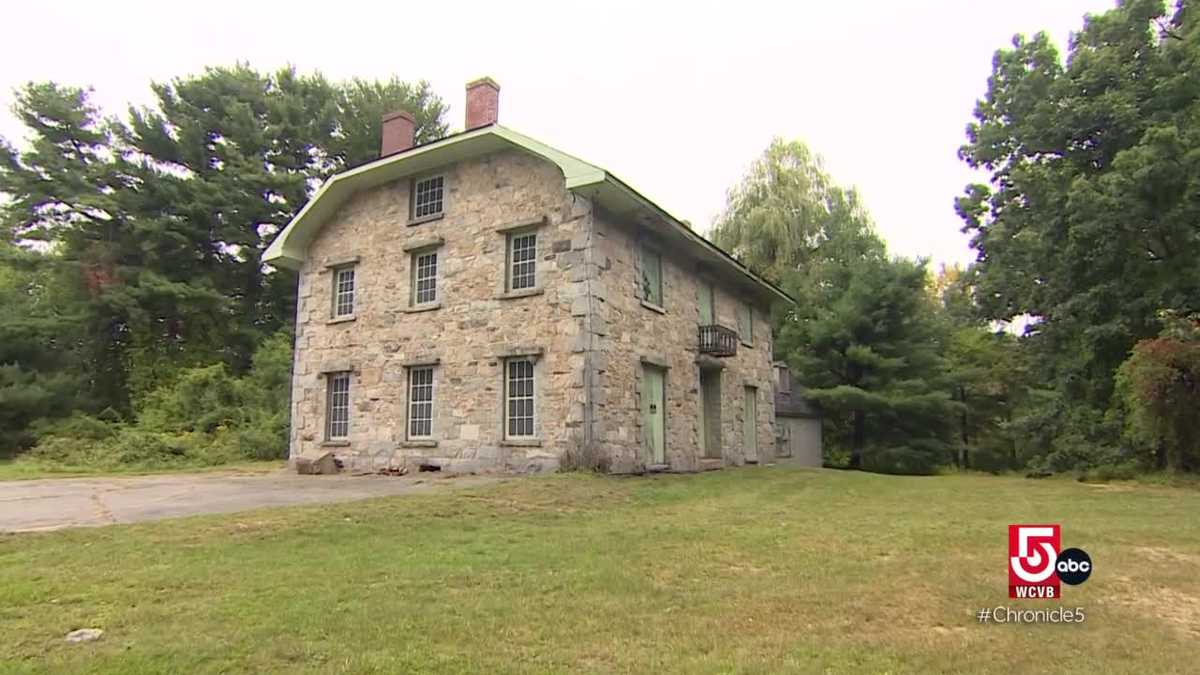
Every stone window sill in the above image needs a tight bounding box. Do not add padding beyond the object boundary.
[740,340,755,348]
[327,314,356,325]
[500,438,542,447]
[400,439,437,448]
[496,287,544,300]
[407,212,444,227]
[640,300,666,314]
[403,302,441,314]
[322,440,350,447]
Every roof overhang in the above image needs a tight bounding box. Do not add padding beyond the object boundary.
[263,125,794,305]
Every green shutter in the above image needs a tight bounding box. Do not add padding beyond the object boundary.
[640,247,663,306]
[738,303,753,342]
[698,284,713,324]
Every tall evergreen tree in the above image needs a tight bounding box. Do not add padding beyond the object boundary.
[0,66,449,446]
[714,139,958,474]
[777,254,959,474]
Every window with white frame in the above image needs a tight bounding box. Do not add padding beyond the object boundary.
[411,175,445,220]
[504,358,536,439]
[411,250,438,306]
[640,245,663,307]
[326,372,351,440]
[407,366,435,439]
[507,231,537,291]
[332,266,355,318]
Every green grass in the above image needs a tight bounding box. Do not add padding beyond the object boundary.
[0,458,285,481]
[1,469,1197,673]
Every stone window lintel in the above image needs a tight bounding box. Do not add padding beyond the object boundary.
[400,356,441,368]
[322,255,360,270]
[402,236,445,252]
[639,354,670,370]
[495,215,548,233]
[494,346,545,361]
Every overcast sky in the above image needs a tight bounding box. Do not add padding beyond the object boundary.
[0,0,1115,267]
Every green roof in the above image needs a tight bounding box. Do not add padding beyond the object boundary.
[262,125,793,304]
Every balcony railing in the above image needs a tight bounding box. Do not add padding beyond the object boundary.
[698,324,738,357]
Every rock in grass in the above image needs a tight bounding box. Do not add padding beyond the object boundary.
[65,628,103,643]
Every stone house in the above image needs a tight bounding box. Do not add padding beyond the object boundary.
[264,78,793,474]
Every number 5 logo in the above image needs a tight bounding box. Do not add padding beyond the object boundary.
[1010,526,1059,582]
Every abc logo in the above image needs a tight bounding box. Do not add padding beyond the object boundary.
[1055,548,1092,586]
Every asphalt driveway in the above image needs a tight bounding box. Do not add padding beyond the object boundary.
[0,471,499,533]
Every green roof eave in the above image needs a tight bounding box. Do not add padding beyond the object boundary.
[577,175,795,305]
[263,125,605,269]
[262,124,793,306]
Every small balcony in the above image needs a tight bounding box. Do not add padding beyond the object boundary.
[698,324,738,357]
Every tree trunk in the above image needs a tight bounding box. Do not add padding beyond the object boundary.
[849,409,865,470]
[959,385,970,470]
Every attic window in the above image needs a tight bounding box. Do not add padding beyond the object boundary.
[411,175,445,221]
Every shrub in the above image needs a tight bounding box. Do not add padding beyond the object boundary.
[1115,332,1200,472]
[138,364,245,434]
[22,332,294,470]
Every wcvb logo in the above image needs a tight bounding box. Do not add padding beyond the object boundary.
[1008,524,1092,599]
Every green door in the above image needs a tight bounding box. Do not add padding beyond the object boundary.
[743,386,758,460]
[642,366,666,464]
[697,370,707,457]
[698,284,714,325]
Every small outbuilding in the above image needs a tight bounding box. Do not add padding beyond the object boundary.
[773,363,823,467]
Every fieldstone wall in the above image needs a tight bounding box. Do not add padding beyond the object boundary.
[586,209,777,473]
[289,149,591,473]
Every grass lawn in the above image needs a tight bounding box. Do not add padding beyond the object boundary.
[1,468,1197,673]
[0,459,285,481]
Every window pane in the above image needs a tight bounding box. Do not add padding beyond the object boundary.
[333,267,356,317]
[504,358,536,439]
[326,372,351,440]
[508,232,537,291]
[412,175,445,219]
[407,366,435,438]
[412,251,439,305]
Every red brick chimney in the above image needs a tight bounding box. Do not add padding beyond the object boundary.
[380,109,415,157]
[465,77,500,129]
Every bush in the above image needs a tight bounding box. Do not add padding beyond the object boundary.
[1077,462,1140,483]
[138,364,245,434]
[862,442,944,475]
[1115,330,1200,472]
[21,332,294,470]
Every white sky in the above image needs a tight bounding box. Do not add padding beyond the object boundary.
[0,0,1115,267]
